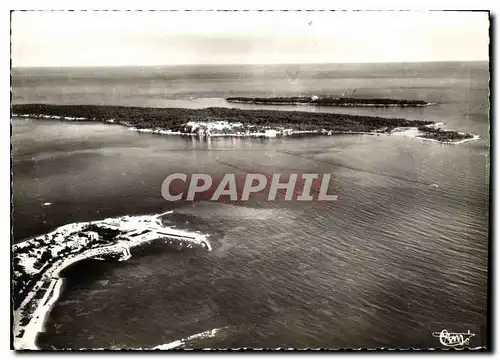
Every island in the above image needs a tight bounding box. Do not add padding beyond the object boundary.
[12,211,211,350]
[225,96,433,107]
[12,104,477,143]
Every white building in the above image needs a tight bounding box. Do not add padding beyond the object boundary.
[265,129,277,138]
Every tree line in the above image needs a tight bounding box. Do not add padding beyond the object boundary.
[13,104,435,134]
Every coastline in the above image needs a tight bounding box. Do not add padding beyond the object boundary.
[387,127,481,145]
[128,126,321,138]
[15,278,64,350]
[13,211,212,350]
[224,96,434,108]
[128,125,481,145]
[12,103,477,144]
[12,113,327,139]
[226,99,435,108]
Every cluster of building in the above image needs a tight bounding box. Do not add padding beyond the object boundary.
[13,211,212,334]
[14,212,211,278]
[183,121,291,138]
[15,114,88,121]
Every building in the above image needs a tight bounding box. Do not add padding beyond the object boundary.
[265,129,277,138]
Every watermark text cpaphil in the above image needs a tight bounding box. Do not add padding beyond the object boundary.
[161,173,339,202]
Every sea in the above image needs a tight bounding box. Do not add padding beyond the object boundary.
[11,62,490,349]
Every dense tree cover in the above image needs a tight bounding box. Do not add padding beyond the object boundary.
[417,126,473,142]
[83,225,122,242]
[13,104,434,133]
[13,104,474,141]
[33,250,51,269]
[226,96,429,107]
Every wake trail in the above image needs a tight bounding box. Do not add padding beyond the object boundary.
[151,327,227,350]
[277,151,435,187]
[216,160,252,173]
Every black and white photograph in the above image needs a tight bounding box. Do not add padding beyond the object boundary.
[10,10,490,350]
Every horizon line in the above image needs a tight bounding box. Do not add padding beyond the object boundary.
[12,60,489,69]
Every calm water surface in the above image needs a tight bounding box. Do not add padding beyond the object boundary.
[12,62,489,349]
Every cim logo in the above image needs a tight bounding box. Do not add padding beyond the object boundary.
[432,329,476,347]
[160,173,339,202]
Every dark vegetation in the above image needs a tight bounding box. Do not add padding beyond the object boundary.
[12,225,124,310]
[417,126,474,142]
[84,225,123,243]
[226,96,429,107]
[13,256,38,310]
[12,104,475,141]
[13,103,433,133]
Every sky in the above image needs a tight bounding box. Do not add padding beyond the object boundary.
[11,11,490,67]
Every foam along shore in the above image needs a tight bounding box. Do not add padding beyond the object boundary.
[388,126,480,144]
[14,111,478,143]
[11,104,475,143]
[13,211,211,350]
[64,326,228,350]
[151,327,226,350]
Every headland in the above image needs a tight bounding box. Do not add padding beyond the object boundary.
[12,211,211,350]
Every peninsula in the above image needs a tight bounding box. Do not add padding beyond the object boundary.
[225,96,432,107]
[12,104,475,143]
[12,211,211,350]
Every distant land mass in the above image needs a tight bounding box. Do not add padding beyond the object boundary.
[225,96,433,107]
